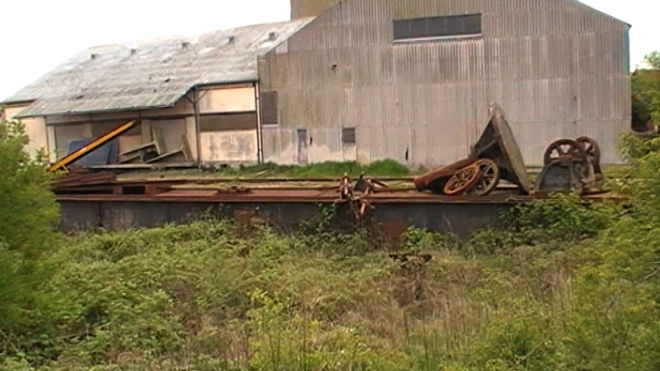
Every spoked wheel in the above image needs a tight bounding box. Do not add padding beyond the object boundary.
[444,164,481,196]
[469,159,500,196]
[576,136,602,173]
[543,139,588,165]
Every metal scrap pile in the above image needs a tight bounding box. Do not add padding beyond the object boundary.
[535,136,604,195]
[413,103,606,197]
[335,173,389,220]
[413,102,532,196]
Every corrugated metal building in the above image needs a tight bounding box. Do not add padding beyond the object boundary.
[261,0,631,167]
[2,0,630,167]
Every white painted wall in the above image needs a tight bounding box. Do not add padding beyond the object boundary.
[199,86,256,113]
[3,105,49,158]
[200,130,257,163]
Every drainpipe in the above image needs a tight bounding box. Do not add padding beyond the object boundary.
[254,81,264,164]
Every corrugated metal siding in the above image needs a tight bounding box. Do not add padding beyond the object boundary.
[261,0,631,167]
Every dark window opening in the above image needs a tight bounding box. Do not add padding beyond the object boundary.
[393,14,482,42]
[342,128,356,144]
[121,185,146,195]
[260,91,279,126]
[200,113,257,132]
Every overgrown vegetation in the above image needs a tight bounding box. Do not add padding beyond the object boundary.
[3,51,660,370]
[120,159,415,183]
[207,160,412,179]
[632,51,660,130]
[0,127,658,370]
[0,117,59,337]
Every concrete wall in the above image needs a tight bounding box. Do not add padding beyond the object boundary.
[261,0,631,167]
[199,86,256,113]
[197,87,259,163]
[3,105,49,158]
[58,199,511,238]
[200,113,258,163]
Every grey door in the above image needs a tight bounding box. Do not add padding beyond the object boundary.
[297,129,308,165]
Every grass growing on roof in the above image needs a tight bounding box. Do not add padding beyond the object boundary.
[221,159,412,178]
[120,159,414,181]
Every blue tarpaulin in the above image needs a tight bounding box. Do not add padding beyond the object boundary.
[67,138,119,167]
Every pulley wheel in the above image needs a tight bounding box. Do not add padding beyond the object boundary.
[543,139,588,165]
[469,159,500,197]
[444,164,481,196]
[576,136,601,173]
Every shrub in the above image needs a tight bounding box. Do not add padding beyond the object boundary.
[0,118,59,337]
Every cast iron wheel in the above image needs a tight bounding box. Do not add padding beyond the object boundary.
[576,136,602,173]
[543,139,588,165]
[469,159,500,196]
[444,164,481,196]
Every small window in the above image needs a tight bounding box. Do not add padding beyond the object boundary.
[260,91,278,126]
[342,127,356,144]
[393,14,482,42]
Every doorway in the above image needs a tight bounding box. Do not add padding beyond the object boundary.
[297,129,308,165]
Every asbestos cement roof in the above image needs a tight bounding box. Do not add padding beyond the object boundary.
[5,18,314,118]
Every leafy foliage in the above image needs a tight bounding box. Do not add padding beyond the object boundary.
[631,66,660,130]
[645,51,660,70]
[0,188,633,370]
[4,111,660,369]
[0,117,59,337]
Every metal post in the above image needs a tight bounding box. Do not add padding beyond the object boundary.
[193,88,202,166]
[254,82,264,164]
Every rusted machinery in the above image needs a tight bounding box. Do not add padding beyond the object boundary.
[336,173,390,219]
[414,103,606,197]
[413,102,531,196]
[534,136,604,195]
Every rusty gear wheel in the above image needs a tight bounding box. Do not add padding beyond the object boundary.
[444,164,481,196]
[469,159,500,197]
[576,136,602,174]
[543,139,588,165]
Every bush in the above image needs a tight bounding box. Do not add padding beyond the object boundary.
[0,118,59,337]
[6,110,660,370]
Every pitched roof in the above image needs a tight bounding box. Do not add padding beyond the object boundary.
[573,0,631,28]
[5,18,313,118]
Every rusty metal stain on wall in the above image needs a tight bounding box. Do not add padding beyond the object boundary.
[261,0,630,167]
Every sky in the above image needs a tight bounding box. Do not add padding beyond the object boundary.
[0,0,657,101]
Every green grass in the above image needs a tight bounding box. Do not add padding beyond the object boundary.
[119,159,416,182]
[213,159,414,178]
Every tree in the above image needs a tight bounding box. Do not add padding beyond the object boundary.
[0,114,59,333]
[631,52,660,130]
[645,51,660,70]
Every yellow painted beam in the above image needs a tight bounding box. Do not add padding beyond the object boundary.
[48,120,138,173]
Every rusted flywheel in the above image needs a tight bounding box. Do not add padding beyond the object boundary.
[543,139,588,165]
[469,159,500,197]
[576,136,602,173]
[444,163,481,196]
